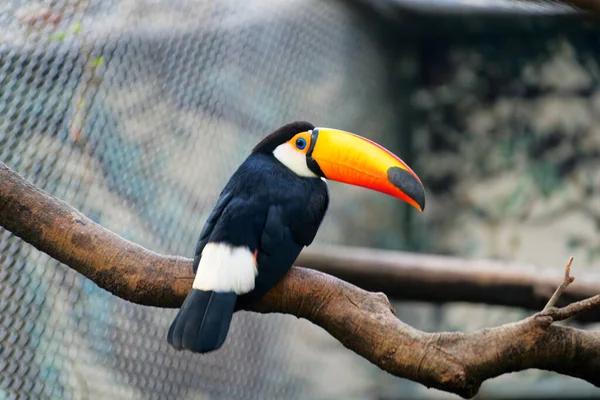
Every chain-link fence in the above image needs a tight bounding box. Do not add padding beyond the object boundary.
[0,1,416,399]
[3,0,600,399]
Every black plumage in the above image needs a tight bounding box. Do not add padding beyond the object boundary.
[168,122,329,353]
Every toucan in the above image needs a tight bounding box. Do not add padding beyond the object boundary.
[167,121,425,353]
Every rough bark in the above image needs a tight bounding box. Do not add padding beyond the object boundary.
[1,160,599,398]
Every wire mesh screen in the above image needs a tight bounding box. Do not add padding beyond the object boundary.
[0,1,409,399]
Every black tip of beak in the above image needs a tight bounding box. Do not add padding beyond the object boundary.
[387,167,426,211]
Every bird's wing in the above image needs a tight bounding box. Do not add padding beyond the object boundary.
[193,192,270,277]
[259,205,301,258]
[231,205,300,303]
[289,187,329,246]
[192,192,233,274]
[256,184,328,277]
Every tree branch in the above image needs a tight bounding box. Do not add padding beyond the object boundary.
[559,0,600,14]
[1,160,600,398]
[351,0,600,16]
[543,256,575,311]
[297,246,600,322]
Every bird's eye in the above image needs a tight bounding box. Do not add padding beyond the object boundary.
[295,138,307,150]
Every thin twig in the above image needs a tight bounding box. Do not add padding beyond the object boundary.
[543,256,575,311]
[543,295,600,321]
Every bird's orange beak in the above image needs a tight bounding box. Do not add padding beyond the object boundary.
[307,128,425,211]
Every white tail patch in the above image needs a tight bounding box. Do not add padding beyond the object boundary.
[193,243,258,294]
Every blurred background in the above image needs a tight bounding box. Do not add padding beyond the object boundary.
[1,0,600,398]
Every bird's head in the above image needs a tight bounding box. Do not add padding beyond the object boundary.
[253,121,425,211]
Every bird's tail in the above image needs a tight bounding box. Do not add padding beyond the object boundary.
[167,289,237,353]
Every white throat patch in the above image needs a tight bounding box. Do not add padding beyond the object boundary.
[193,243,258,294]
[273,142,318,178]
